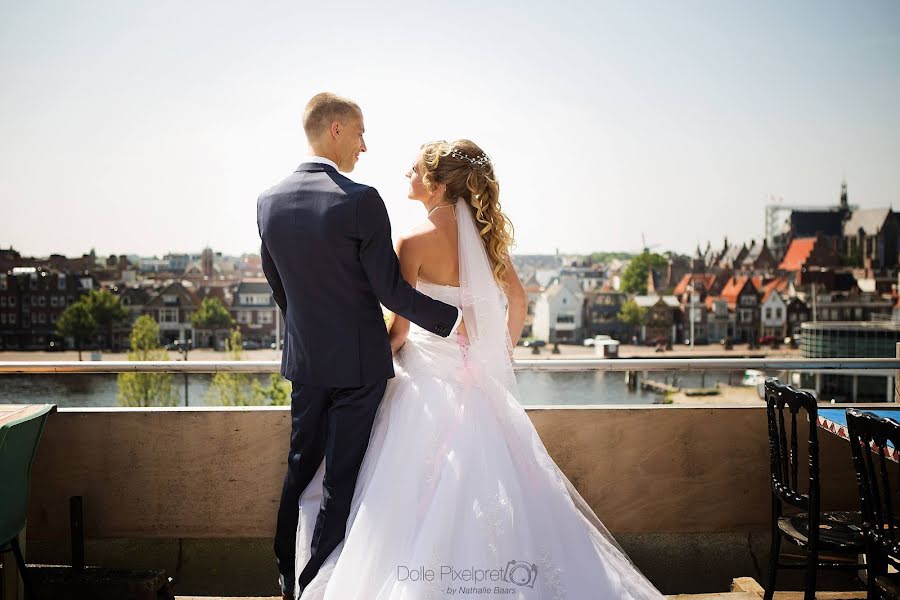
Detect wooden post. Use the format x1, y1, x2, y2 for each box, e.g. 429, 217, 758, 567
894, 342, 899, 403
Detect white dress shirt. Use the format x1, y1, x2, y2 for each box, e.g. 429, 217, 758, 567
302, 157, 464, 337
303, 155, 339, 170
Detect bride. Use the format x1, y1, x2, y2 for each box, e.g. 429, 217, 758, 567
294, 139, 665, 600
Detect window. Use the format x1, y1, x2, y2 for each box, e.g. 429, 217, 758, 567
29, 273, 37, 290
556, 314, 575, 324
9, 297, 15, 307
38, 313, 46, 324
50, 296, 58, 307
163, 294, 178, 306
58, 295, 65, 306
58, 274, 67, 290
740, 296, 756, 307
259, 311, 273, 324
159, 308, 178, 323
775, 308, 782, 319
38, 296, 46, 307
237, 312, 250, 324
9, 314, 15, 324
51, 314, 57, 324
0, 274, 6, 290
0, 314, 5, 324
765, 308, 772, 319
0, 297, 5, 308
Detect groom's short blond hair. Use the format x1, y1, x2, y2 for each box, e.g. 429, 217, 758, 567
303, 93, 361, 141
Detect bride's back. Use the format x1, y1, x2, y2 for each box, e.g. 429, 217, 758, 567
408, 206, 460, 287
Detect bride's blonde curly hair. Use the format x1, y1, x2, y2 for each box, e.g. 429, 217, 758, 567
419, 139, 514, 288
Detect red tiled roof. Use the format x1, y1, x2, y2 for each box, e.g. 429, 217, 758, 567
673, 273, 717, 296
779, 237, 817, 271
760, 278, 787, 303
720, 275, 760, 308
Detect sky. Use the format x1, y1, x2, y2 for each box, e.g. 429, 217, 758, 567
1, 0, 899, 259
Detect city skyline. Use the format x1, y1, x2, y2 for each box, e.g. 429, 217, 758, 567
2, 0, 899, 258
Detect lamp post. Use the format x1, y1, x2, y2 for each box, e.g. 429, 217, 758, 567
687, 285, 698, 351
173, 338, 192, 406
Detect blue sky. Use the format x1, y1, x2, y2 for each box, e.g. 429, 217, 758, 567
1, 0, 898, 257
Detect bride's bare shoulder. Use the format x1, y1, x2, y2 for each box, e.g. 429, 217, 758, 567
395, 220, 436, 256
398, 220, 438, 246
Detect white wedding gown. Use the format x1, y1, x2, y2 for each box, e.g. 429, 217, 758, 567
294, 278, 666, 600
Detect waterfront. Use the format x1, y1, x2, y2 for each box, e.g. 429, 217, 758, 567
0, 344, 785, 407
0, 368, 755, 407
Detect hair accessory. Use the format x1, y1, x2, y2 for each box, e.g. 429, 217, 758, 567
450, 149, 491, 171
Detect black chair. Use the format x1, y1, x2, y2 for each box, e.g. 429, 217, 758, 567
846, 409, 900, 600
764, 378, 865, 600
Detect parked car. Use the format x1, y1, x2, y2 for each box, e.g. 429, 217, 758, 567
522, 339, 546, 348
757, 335, 777, 345
242, 340, 262, 350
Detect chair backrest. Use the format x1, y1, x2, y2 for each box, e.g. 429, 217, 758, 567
764, 378, 820, 513
846, 409, 900, 564
0, 405, 55, 546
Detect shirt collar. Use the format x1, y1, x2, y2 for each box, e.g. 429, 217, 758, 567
303, 156, 339, 171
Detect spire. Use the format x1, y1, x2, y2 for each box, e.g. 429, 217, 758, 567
840, 179, 849, 210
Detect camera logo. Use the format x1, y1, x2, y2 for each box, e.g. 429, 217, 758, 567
501, 560, 538, 588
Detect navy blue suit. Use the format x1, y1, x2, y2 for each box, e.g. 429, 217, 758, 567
258, 162, 459, 595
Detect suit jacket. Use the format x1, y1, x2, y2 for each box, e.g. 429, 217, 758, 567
257, 162, 459, 387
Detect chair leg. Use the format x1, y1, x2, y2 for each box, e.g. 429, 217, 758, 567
804, 544, 818, 600
866, 551, 883, 600
9, 536, 35, 600
764, 529, 782, 600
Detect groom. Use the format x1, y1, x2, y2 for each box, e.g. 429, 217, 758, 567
258, 92, 462, 599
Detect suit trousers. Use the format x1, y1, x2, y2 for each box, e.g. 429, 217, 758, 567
274, 379, 388, 596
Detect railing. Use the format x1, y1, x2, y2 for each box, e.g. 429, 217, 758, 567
5, 355, 899, 593
1, 357, 899, 373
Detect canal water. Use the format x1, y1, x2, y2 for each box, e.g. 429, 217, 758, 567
0, 369, 750, 407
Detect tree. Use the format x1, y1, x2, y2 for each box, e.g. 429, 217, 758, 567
618, 299, 647, 340
252, 374, 292, 406
206, 328, 253, 406
83, 289, 129, 350
620, 252, 669, 295
56, 301, 97, 361
191, 297, 235, 348
589, 251, 634, 265
117, 315, 179, 407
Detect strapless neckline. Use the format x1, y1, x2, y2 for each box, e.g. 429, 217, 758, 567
417, 280, 460, 290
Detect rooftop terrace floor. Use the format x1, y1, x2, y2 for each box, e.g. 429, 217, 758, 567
174, 578, 869, 600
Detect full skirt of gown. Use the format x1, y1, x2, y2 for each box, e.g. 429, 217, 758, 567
295, 282, 664, 600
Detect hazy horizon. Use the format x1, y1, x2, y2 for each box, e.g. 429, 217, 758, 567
2, 0, 899, 259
